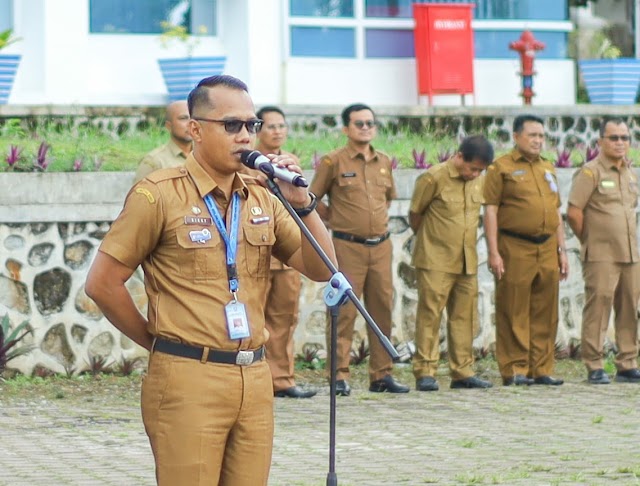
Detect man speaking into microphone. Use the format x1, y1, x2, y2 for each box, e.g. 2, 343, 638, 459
86, 77, 336, 485
240, 106, 317, 399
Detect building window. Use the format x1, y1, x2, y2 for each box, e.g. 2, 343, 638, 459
289, 0, 569, 59
290, 27, 355, 57
290, 0, 354, 17
89, 0, 217, 35
365, 29, 414, 58
0, 0, 12, 32
364, 0, 568, 21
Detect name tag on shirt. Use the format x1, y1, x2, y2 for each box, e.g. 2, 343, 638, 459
341, 173, 356, 178
601, 180, 616, 188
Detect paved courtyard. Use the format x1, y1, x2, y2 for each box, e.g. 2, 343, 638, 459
2, 373, 640, 486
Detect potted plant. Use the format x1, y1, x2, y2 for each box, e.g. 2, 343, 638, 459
576, 28, 640, 105
157, 22, 226, 102
0, 29, 22, 105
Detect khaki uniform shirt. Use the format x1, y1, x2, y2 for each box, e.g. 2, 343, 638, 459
100, 155, 300, 350
568, 157, 639, 263
410, 160, 484, 275
483, 148, 561, 236
240, 149, 300, 271
134, 139, 187, 183
309, 145, 396, 237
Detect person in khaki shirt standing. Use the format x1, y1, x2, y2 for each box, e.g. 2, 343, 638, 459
246, 105, 316, 398
484, 114, 568, 387
310, 103, 409, 396
85, 75, 336, 485
134, 100, 192, 183
567, 117, 640, 385
410, 135, 494, 391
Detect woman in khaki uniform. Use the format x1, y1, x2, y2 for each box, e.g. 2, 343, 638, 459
484, 114, 568, 386
86, 75, 336, 485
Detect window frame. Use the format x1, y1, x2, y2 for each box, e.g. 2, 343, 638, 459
287, 0, 572, 60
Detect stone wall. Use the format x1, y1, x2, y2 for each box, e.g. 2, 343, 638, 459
3, 168, 629, 376
3, 105, 640, 149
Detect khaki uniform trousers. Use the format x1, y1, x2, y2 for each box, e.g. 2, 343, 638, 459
264, 268, 302, 391
142, 352, 273, 486
328, 238, 394, 382
495, 235, 559, 379
413, 269, 477, 380
581, 261, 640, 372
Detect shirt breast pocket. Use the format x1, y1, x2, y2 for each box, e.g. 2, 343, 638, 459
176, 227, 223, 281
243, 225, 276, 277
597, 183, 621, 201
469, 192, 484, 209
504, 173, 535, 196
337, 175, 362, 190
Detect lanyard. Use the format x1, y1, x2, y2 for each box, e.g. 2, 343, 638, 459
203, 192, 241, 298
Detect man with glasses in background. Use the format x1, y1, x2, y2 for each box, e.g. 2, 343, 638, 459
134, 100, 192, 183
567, 117, 640, 385
246, 106, 316, 398
310, 103, 409, 396
86, 75, 336, 484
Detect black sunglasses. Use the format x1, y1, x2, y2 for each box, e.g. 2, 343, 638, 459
353, 120, 376, 129
603, 135, 630, 142
193, 117, 263, 134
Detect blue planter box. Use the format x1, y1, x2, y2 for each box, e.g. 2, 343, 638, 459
158, 56, 226, 102
0, 54, 21, 104
579, 58, 640, 105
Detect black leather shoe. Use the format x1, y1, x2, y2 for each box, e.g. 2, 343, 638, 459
588, 369, 611, 385
274, 386, 317, 398
451, 376, 493, 389
615, 368, 640, 383
416, 376, 439, 392
369, 375, 410, 393
533, 376, 564, 386
502, 374, 534, 386
335, 380, 351, 396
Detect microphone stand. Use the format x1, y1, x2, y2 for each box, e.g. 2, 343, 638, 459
261, 173, 399, 486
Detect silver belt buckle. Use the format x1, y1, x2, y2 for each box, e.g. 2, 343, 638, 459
364, 237, 379, 246
235, 350, 254, 366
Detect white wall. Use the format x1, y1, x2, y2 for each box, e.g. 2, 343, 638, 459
284, 58, 576, 107
6, 0, 576, 106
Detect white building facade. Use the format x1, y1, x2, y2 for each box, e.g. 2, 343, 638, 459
2, 0, 575, 107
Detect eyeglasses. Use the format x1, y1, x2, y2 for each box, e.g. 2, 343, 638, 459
603, 135, 630, 142
352, 120, 377, 129
264, 123, 288, 131
193, 117, 263, 134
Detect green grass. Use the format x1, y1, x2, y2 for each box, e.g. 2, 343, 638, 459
14, 116, 640, 172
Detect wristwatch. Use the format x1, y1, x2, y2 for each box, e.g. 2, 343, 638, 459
293, 192, 318, 218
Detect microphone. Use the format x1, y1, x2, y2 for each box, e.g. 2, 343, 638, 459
240, 150, 309, 187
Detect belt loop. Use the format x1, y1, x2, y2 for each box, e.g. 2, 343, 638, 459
150, 337, 158, 353
200, 346, 210, 363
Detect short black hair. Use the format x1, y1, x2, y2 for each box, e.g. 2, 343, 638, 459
599, 116, 628, 137
341, 103, 374, 127
459, 135, 494, 165
513, 114, 544, 134
257, 105, 285, 120
187, 75, 248, 117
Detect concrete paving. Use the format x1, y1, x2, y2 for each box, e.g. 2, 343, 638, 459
2, 379, 640, 485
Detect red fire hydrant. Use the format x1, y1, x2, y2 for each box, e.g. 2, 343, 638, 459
509, 31, 545, 105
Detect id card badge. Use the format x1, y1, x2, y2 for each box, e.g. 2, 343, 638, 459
225, 301, 251, 340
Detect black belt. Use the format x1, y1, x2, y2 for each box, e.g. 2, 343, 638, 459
153, 338, 265, 366
500, 229, 551, 244
333, 231, 390, 246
